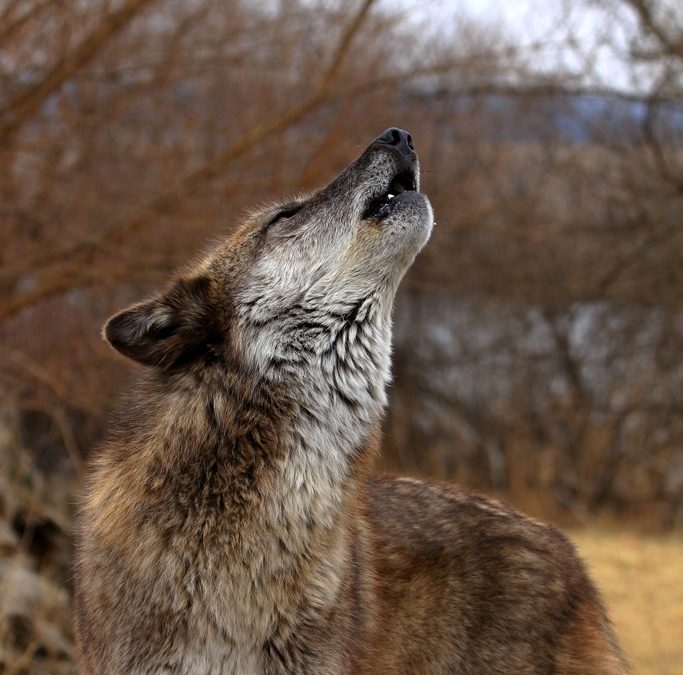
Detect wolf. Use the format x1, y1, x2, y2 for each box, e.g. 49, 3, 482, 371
74, 128, 627, 674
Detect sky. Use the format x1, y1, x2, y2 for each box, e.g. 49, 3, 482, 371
398, 0, 651, 94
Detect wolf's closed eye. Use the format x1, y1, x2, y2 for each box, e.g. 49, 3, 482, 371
267, 204, 303, 226
265, 202, 306, 239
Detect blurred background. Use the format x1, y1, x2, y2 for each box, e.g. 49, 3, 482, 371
0, 0, 682, 672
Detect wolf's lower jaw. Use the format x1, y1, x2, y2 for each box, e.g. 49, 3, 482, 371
362, 168, 417, 220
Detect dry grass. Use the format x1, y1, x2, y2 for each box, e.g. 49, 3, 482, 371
569, 529, 683, 675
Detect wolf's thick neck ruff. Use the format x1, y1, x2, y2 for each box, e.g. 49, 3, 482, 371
99, 278, 396, 667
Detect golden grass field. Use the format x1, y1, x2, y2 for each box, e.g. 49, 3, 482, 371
569, 529, 683, 675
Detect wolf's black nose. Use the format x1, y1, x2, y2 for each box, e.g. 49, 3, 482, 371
375, 128, 415, 155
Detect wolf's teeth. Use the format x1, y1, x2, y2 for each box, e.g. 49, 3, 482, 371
387, 193, 395, 200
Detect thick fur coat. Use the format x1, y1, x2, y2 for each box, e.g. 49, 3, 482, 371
74, 129, 627, 674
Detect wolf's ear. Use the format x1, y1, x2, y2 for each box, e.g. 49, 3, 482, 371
104, 276, 217, 369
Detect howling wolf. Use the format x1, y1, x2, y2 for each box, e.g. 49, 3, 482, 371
74, 128, 626, 674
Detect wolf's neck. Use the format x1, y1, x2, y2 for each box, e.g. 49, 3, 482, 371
255, 290, 393, 444
130, 305, 391, 644
262, 292, 391, 516
235, 289, 390, 540
155, 291, 391, 510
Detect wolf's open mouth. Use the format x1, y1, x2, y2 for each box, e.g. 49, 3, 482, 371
363, 170, 417, 220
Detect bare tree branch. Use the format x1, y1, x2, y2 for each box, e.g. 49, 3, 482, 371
0, 0, 55, 46
0, 0, 158, 147
622, 0, 683, 59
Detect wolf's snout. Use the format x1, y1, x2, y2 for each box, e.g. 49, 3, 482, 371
374, 127, 415, 157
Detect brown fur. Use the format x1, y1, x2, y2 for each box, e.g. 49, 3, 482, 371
74, 130, 627, 674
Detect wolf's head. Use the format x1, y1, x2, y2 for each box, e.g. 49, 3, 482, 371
105, 128, 433, 390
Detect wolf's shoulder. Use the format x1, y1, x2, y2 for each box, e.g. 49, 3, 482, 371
366, 474, 581, 573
